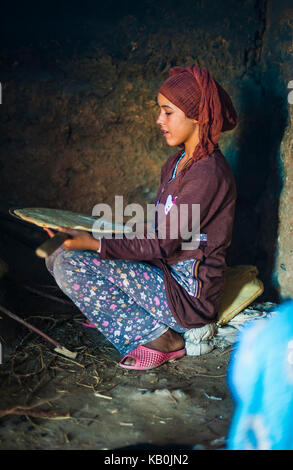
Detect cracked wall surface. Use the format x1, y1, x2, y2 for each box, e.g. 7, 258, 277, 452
0, 0, 292, 300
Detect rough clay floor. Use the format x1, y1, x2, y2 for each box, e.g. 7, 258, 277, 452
0, 276, 234, 451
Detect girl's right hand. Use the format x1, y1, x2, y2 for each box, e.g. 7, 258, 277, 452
43, 226, 99, 251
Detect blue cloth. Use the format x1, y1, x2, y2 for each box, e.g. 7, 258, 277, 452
227, 300, 293, 450
169, 151, 185, 181
170, 259, 199, 297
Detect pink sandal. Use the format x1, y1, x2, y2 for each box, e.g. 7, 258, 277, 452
82, 321, 97, 328
119, 345, 186, 370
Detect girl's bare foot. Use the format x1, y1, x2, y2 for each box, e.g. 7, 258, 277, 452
122, 329, 185, 366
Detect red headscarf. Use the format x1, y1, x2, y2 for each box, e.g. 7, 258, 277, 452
159, 65, 238, 163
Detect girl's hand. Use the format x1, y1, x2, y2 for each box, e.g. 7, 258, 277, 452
43, 227, 55, 238
43, 226, 100, 251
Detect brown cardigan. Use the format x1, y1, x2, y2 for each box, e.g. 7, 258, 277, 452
99, 147, 237, 329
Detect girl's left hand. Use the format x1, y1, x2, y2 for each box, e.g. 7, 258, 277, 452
44, 226, 99, 251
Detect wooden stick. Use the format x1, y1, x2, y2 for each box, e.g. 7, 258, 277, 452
19, 283, 73, 306
35, 232, 71, 258
0, 304, 77, 359
0, 396, 70, 419
0, 408, 70, 420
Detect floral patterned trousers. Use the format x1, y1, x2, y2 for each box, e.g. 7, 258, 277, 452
45, 247, 187, 355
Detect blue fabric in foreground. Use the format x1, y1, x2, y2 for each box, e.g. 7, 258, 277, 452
227, 299, 293, 450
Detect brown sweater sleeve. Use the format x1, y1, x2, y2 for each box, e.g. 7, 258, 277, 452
98, 159, 228, 261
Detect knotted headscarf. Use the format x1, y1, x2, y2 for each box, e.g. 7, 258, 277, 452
159, 65, 238, 163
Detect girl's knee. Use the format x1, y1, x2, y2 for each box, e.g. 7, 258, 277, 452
52, 249, 79, 280
45, 246, 66, 276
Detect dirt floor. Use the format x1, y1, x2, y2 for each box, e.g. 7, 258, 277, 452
0, 216, 239, 451
0, 276, 234, 451
0, 215, 236, 451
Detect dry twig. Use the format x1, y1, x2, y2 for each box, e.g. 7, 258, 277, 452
0, 407, 70, 420
16, 282, 73, 306
0, 304, 77, 359
0, 396, 70, 420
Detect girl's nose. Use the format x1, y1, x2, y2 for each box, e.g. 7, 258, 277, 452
156, 112, 163, 126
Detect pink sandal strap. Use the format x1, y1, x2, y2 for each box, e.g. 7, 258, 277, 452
119, 345, 186, 370
82, 321, 97, 328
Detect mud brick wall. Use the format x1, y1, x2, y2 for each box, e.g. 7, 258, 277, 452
0, 0, 292, 300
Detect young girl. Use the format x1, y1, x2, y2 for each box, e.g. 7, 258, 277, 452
44, 65, 238, 370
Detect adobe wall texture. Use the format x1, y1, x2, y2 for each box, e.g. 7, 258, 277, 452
0, 0, 292, 300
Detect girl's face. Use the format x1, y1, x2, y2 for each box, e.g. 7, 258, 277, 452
156, 93, 199, 148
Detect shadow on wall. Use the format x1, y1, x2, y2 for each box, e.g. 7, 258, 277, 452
227, 65, 288, 302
